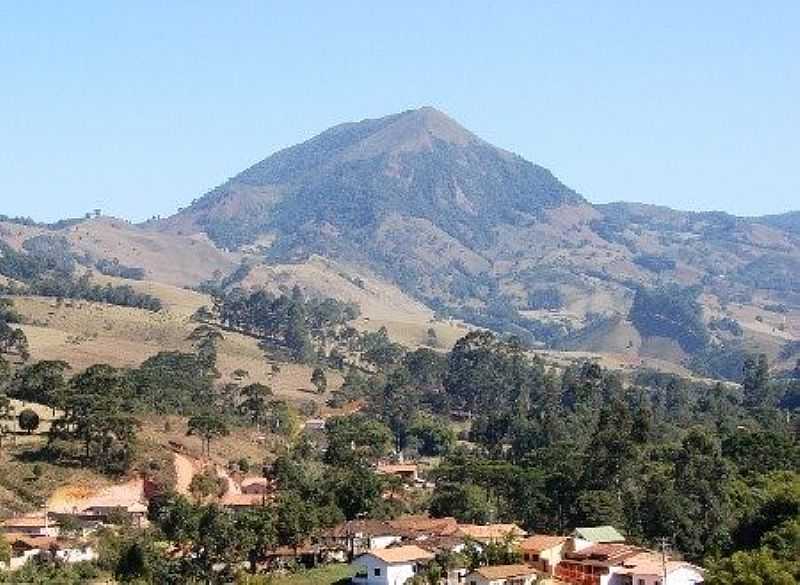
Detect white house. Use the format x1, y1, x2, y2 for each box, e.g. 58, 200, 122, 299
466, 564, 541, 585
615, 553, 705, 585
352, 544, 435, 585
556, 544, 704, 585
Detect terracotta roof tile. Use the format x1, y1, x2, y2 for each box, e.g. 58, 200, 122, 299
362, 545, 435, 564
388, 516, 459, 537
474, 564, 540, 580
520, 534, 568, 553
0, 515, 57, 528
458, 523, 526, 541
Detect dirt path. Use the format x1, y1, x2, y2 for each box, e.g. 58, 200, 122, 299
173, 453, 197, 496
215, 465, 241, 495
172, 451, 242, 496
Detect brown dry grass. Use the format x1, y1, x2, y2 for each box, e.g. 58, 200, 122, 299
11, 295, 341, 404
242, 255, 470, 350
1, 217, 238, 287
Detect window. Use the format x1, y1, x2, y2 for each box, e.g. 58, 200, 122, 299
637, 580, 645, 585
374, 568, 381, 577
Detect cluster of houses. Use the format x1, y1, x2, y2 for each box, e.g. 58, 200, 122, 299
0, 511, 99, 571
329, 519, 704, 585
0, 467, 276, 572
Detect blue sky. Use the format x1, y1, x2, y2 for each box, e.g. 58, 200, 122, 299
1, 1, 798, 221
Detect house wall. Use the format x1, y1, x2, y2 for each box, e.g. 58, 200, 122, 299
352, 556, 419, 585
608, 566, 703, 585
0, 525, 58, 537
55, 546, 98, 564
370, 535, 403, 549
9, 549, 40, 570
541, 545, 564, 571
445, 567, 467, 585
466, 574, 537, 585
523, 544, 564, 574
667, 567, 704, 585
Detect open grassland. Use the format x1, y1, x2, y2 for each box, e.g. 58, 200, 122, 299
10, 294, 342, 404
0, 447, 111, 516
1, 217, 238, 287
137, 414, 272, 467
243, 255, 471, 350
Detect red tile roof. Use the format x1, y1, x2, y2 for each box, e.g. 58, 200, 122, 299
458, 523, 526, 542
388, 516, 460, 537
474, 564, 541, 580
520, 534, 568, 553
564, 543, 644, 566
363, 544, 435, 564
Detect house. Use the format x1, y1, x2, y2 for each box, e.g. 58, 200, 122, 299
320, 519, 404, 558
466, 564, 542, 585
352, 544, 435, 585
0, 514, 59, 537
376, 463, 420, 483
82, 501, 149, 527
388, 516, 460, 541
2, 534, 57, 570
220, 493, 265, 511
240, 477, 271, 495
520, 535, 568, 575
458, 523, 527, 544
572, 527, 625, 545
1, 533, 97, 571
555, 543, 704, 585
304, 418, 327, 431
613, 551, 704, 585
557, 543, 643, 585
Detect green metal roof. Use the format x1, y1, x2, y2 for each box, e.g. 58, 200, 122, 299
573, 526, 626, 543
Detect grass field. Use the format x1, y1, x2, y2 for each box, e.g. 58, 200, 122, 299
239, 564, 355, 585
10, 294, 343, 406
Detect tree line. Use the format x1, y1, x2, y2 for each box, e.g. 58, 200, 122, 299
0, 239, 160, 311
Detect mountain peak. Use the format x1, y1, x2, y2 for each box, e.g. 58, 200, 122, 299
341, 106, 479, 160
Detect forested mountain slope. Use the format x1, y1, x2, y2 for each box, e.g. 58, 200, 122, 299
150, 107, 800, 379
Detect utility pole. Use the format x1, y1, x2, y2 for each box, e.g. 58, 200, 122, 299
659, 537, 669, 585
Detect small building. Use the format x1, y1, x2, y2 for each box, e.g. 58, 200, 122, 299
352, 544, 435, 585
520, 535, 568, 575
1, 533, 97, 571
615, 552, 705, 585
303, 418, 327, 432
466, 564, 541, 585
376, 463, 420, 483
557, 543, 642, 585
220, 493, 265, 511
555, 543, 704, 585
320, 520, 403, 558
0, 514, 59, 537
458, 523, 527, 545
388, 515, 460, 541
240, 477, 271, 495
82, 501, 149, 527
